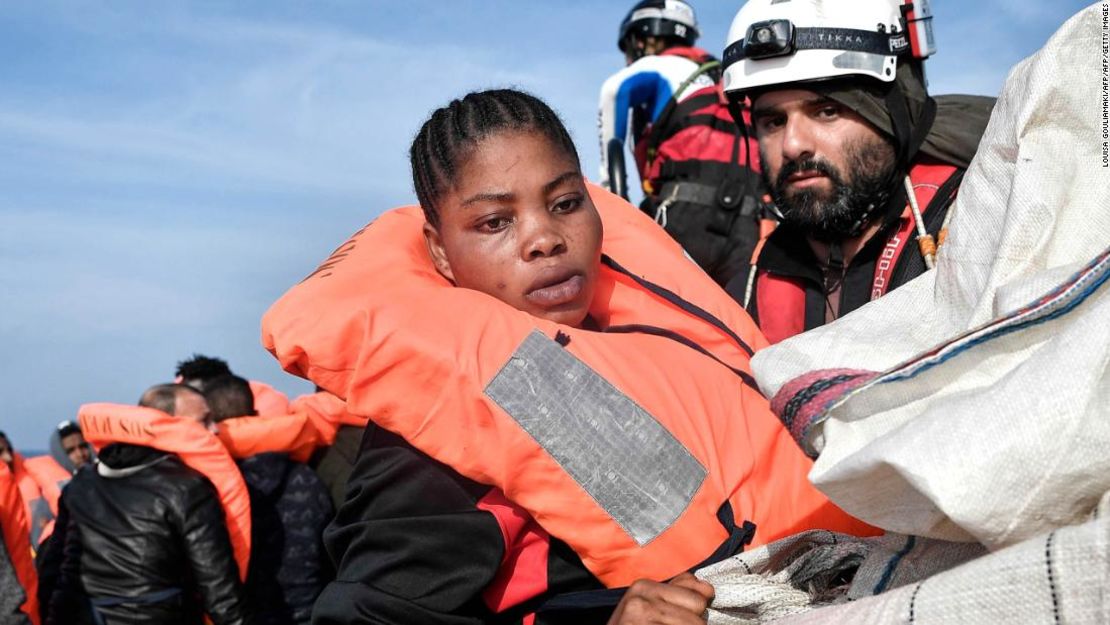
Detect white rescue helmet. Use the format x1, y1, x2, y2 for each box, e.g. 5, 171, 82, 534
721, 0, 936, 96
618, 0, 700, 53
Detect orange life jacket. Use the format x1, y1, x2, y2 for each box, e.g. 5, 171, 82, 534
1, 462, 40, 625
249, 380, 291, 416
290, 391, 370, 430
262, 182, 875, 587
16, 455, 72, 548
216, 391, 368, 462
23, 456, 71, 517
217, 413, 321, 463
78, 403, 251, 581
10, 453, 56, 547
755, 160, 961, 345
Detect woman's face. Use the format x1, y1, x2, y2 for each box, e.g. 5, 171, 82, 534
423, 130, 603, 327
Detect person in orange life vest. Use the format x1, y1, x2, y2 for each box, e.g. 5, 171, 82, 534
2, 423, 91, 558
0, 433, 11, 468
175, 354, 290, 416
42, 384, 248, 625
1, 461, 38, 625
204, 374, 332, 625
26, 421, 93, 583
28, 421, 95, 530
719, 0, 995, 344
600, 0, 765, 286
316, 89, 721, 625
0, 432, 56, 550
32, 423, 92, 624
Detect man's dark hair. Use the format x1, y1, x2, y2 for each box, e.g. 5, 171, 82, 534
56, 421, 82, 439
175, 354, 233, 388
410, 88, 580, 228
203, 375, 256, 423
139, 383, 205, 416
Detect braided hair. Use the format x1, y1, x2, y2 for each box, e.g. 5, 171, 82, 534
410, 88, 580, 227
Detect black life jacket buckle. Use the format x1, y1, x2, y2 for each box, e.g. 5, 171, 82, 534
716, 179, 745, 211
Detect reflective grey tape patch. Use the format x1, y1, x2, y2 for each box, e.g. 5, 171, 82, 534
485, 330, 707, 547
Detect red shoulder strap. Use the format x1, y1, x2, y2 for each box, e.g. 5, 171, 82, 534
870, 160, 961, 299
659, 46, 713, 64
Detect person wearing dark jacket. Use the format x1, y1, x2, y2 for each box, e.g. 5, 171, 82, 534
205, 375, 332, 625
313, 426, 611, 625
43, 384, 248, 625
310, 423, 362, 511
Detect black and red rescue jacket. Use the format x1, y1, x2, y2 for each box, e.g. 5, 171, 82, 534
635, 47, 766, 287
729, 159, 963, 344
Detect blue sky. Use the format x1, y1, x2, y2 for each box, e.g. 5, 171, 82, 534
0, 0, 1092, 448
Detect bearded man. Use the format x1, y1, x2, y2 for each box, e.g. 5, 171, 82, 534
721, 0, 995, 343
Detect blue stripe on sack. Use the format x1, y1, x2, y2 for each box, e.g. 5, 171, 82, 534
878, 247, 1110, 386
872, 535, 917, 594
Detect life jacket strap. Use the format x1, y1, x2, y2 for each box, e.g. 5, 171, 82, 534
690, 501, 757, 571
601, 255, 757, 360
533, 503, 755, 615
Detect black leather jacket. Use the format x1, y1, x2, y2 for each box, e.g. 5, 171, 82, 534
45, 444, 249, 625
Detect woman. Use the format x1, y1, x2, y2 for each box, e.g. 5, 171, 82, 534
279, 89, 872, 625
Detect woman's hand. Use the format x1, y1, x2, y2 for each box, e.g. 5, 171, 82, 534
607, 572, 715, 624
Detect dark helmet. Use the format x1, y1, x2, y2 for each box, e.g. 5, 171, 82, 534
618, 0, 700, 53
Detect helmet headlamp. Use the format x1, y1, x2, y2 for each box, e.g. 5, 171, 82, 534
744, 20, 796, 60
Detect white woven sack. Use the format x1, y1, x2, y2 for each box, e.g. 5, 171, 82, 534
696, 531, 984, 624
746, 491, 1110, 625
749, 3, 1110, 548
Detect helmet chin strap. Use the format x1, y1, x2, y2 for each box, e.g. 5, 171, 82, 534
841, 190, 892, 241
622, 35, 645, 62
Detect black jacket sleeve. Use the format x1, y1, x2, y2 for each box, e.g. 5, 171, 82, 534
44, 493, 93, 625
311, 427, 506, 625
176, 478, 250, 625
35, 504, 62, 620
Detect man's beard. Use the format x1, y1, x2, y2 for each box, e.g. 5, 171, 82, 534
763, 135, 897, 242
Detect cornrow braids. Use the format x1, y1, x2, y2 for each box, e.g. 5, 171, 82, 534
410, 88, 581, 227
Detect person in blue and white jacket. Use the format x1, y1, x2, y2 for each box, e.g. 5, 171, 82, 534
597, 0, 715, 198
